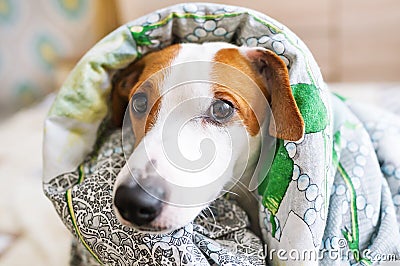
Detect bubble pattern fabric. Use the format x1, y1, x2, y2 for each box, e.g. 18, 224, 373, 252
42, 3, 400, 265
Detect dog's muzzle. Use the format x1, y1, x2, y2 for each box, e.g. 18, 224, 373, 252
114, 177, 166, 226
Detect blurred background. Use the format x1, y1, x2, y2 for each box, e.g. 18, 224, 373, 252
0, 0, 399, 265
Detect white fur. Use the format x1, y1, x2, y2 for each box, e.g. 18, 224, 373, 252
113, 43, 262, 232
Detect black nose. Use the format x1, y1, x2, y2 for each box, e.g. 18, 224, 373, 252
114, 184, 165, 226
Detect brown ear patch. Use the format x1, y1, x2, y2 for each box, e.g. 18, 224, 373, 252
245, 49, 304, 141
111, 61, 145, 127
111, 44, 180, 146
212, 47, 304, 140
212, 48, 268, 136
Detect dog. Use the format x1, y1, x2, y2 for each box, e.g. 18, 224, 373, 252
111, 42, 304, 234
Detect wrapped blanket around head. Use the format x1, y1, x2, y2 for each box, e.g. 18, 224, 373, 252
43, 3, 400, 265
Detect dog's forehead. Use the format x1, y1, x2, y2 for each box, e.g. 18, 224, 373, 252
159, 42, 241, 91
157, 43, 244, 111
160, 43, 264, 96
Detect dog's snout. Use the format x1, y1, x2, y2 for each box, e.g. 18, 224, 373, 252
114, 183, 165, 226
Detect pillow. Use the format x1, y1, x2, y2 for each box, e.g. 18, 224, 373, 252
0, 0, 117, 115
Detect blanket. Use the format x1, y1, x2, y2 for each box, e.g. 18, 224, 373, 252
43, 3, 400, 265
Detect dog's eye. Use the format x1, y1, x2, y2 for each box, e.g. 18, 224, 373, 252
210, 99, 234, 122
131, 93, 148, 114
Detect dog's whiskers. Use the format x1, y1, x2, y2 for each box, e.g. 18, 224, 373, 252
206, 206, 216, 224
198, 212, 208, 220
200, 209, 210, 218
232, 181, 259, 202
199, 206, 216, 224
221, 189, 238, 196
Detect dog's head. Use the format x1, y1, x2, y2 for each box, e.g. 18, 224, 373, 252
111, 42, 304, 233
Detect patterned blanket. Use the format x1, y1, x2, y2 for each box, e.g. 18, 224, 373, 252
43, 3, 400, 265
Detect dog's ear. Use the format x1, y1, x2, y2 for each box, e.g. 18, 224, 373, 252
111, 61, 145, 127
246, 48, 304, 141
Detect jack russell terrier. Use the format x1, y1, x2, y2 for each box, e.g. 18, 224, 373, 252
111, 42, 304, 234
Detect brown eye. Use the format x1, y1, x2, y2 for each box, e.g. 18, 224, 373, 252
210, 99, 234, 122
131, 93, 148, 114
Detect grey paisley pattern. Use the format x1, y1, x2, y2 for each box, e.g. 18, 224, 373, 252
44, 128, 265, 265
